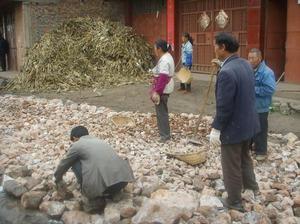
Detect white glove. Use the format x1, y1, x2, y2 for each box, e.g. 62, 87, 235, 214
209, 128, 221, 148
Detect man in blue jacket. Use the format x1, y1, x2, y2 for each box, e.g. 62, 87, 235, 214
248, 48, 276, 161
209, 33, 260, 212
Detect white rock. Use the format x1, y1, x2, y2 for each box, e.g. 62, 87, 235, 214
199, 195, 223, 208
132, 189, 198, 224
104, 203, 120, 223
284, 133, 298, 145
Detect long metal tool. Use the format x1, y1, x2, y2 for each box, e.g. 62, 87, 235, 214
188, 60, 220, 145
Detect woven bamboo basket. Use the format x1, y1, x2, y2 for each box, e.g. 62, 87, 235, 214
166, 149, 207, 166
176, 67, 192, 83
111, 115, 135, 127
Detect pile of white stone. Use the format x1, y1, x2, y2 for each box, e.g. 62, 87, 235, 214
0, 95, 299, 224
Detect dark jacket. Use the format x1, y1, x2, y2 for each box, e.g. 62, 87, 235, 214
54, 135, 135, 199
0, 38, 9, 56
212, 55, 260, 144
254, 61, 276, 113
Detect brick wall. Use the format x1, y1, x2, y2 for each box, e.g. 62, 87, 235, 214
27, 0, 125, 45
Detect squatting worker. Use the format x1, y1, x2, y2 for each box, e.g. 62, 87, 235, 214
209, 32, 260, 212
178, 32, 193, 93
54, 126, 134, 213
248, 48, 276, 161
0, 32, 9, 72
150, 39, 175, 143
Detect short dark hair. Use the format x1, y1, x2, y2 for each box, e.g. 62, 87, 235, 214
155, 39, 171, 52
70, 126, 89, 140
249, 48, 262, 57
215, 32, 239, 53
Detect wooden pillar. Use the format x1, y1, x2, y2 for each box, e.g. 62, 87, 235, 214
247, 0, 262, 51
166, 0, 175, 51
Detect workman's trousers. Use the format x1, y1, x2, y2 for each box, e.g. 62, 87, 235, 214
71, 161, 127, 197
0, 55, 6, 71
221, 140, 259, 205
155, 94, 171, 141
253, 112, 268, 155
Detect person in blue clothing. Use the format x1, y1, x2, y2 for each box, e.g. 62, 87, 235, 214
209, 32, 260, 212
248, 48, 276, 161
178, 32, 193, 93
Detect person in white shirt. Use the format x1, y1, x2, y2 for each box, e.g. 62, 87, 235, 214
150, 39, 175, 143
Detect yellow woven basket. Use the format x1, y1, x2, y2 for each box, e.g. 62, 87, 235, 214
111, 115, 135, 127
166, 150, 207, 166
176, 67, 192, 84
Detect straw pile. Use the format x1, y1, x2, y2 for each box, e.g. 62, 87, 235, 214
7, 17, 153, 91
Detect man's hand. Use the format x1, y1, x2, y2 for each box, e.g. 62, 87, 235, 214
56, 179, 67, 191
209, 128, 221, 148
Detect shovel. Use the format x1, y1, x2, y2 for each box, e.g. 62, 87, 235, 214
187, 59, 221, 145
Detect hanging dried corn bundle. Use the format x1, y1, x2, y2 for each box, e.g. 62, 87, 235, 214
7, 17, 153, 92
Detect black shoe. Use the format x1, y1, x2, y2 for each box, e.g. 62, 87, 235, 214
220, 198, 245, 212
243, 187, 260, 196
83, 197, 106, 214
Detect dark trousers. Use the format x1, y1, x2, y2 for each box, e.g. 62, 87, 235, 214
0, 55, 6, 71
253, 112, 268, 155
155, 94, 170, 140
180, 82, 191, 91
221, 140, 258, 204
72, 161, 127, 197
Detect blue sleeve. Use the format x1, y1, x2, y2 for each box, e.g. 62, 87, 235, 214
185, 43, 193, 54
255, 70, 276, 97
212, 71, 236, 130
185, 43, 193, 66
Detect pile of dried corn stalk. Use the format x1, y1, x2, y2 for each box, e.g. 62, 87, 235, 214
7, 18, 153, 91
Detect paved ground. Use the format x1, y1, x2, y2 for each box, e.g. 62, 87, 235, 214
1, 71, 300, 137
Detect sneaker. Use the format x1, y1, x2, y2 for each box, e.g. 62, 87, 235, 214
220, 198, 245, 212
256, 155, 267, 161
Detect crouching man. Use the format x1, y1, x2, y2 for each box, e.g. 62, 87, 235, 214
54, 126, 135, 213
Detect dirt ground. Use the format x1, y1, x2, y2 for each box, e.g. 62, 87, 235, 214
1, 79, 300, 137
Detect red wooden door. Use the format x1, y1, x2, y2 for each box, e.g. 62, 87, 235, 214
264, 0, 287, 80
178, 0, 248, 73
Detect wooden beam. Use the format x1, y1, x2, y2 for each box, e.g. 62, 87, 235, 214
166, 0, 175, 51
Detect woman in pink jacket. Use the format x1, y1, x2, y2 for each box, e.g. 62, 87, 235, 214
150, 39, 175, 143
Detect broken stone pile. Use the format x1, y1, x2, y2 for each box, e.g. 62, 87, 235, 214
0, 95, 300, 224
6, 17, 153, 92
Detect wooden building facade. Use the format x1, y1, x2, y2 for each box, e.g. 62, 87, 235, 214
1, 0, 300, 84
127, 0, 300, 84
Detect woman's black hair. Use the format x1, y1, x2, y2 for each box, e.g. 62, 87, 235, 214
215, 32, 239, 53
70, 126, 89, 140
182, 32, 193, 45
155, 39, 171, 53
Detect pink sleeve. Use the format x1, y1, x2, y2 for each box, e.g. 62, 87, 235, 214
152, 74, 171, 95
